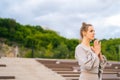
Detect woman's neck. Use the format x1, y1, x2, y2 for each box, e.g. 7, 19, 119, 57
81, 37, 90, 47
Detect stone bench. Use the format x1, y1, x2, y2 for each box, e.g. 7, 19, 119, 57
51, 67, 73, 71
0, 76, 15, 79
44, 64, 78, 68
37, 60, 78, 65
0, 64, 6, 67
104, 69, 120, 72
57, 71, 80, 74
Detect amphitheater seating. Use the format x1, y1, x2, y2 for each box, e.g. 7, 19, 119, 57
0, 59, 15, 79
37, 59, 120, 80
1, 57, 119, 80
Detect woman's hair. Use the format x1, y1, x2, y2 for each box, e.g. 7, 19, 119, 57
80, 22, 92, 38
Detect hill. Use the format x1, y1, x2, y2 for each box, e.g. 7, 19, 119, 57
0, 18, 78, 59
0, 18, 120, 61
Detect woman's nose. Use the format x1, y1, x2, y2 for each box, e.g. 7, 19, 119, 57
93, 32, 95, 35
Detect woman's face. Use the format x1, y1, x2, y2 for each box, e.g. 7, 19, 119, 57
85, 26, 95, 40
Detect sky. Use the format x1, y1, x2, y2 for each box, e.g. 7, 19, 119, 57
0, 0, 120, 40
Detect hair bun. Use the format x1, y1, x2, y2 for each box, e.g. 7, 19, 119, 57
82, 22, 86, 26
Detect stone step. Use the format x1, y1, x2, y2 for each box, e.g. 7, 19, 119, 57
0, 57, 65, 80
0, 76, 15, 79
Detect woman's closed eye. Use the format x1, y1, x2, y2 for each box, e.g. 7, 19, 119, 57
90, 30, 95, 32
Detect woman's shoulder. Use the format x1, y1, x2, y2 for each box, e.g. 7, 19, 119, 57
75, 44, 82, 49
75, 43, 90, 51
75, 44, 88, 56
75, 44, 84, 51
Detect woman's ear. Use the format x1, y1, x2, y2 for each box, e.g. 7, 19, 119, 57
82, 31, 86, 37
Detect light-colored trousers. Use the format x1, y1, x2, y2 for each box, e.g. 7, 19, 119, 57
79, 72, 101, 80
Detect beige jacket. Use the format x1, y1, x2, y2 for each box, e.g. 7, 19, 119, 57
75, 43, 107, 74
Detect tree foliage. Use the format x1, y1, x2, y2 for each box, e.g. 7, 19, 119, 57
0, 18, 79, 59
0, 18, 120, 61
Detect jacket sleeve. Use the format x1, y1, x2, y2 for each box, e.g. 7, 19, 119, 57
75, 46, 98, 70
99, 55, 107, 72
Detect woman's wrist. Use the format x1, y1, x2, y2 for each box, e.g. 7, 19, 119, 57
99, 53, 104, 61
95, 51, 100, 55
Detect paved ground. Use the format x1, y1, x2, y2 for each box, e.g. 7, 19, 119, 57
0, 57, 66, 80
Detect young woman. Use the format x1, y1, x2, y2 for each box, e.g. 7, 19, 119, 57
75, 22, 107, 80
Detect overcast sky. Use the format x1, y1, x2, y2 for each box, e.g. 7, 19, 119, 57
0, 0, 120, 40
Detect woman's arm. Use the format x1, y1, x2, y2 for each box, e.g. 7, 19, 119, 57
91, 40, 107, 71
99, 53, 107, 70
75, 45, 98, 70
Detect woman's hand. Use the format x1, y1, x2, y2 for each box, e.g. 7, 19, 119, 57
91, 40, 101, 55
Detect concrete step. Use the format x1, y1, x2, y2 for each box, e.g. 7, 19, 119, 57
0, 57, 65, 80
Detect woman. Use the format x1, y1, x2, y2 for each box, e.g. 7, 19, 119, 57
75, 22, 107, 80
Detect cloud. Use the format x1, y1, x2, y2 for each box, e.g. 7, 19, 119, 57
105, 14, 120, 26
100, 26, 120, 39
0, 0, 120, 39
